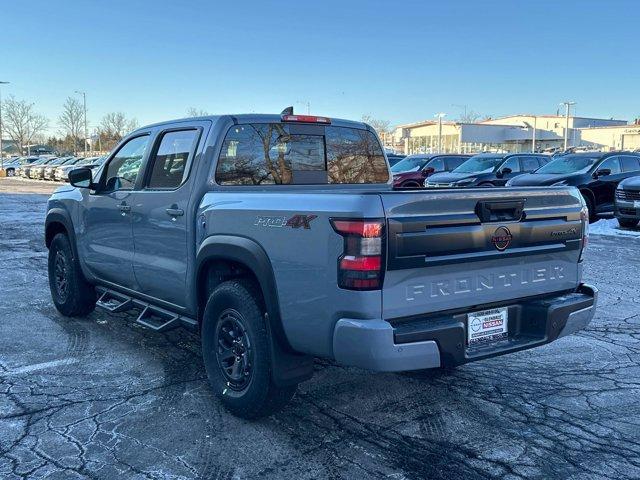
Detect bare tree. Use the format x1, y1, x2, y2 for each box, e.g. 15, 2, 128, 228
458, 110, 482, 123
98, 112, 138, 151
3, 96, 49, 155
361, 114, 391, 136
187, 107, 210, 117
58, 96, 84, 155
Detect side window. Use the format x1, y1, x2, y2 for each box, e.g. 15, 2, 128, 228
620, 156, 640, 173
537, 156, 550, 167
146, 129, 199, 189
427, 157, 445, 172
501, 157, 521, 173
103, 135, 150, 191
599, 157, 622, 174
446, 156, 467, 170
521, 156, 540, 172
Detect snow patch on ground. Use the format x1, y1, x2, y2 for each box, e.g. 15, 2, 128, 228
590, 218, 640, 238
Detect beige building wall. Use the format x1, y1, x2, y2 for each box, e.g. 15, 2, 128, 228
579, 125, 640, 151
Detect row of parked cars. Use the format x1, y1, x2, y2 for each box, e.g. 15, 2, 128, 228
3, 155, 106, 182
390, 150, 640, 228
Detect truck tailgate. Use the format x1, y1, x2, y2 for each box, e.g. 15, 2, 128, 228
380, 187, 585, 320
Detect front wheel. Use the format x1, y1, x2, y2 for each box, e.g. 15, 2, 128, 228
478, 182, 494, 188
202, 280, 296, 419
618, 217, 639, 229
6, 168, 15, 177
48, 233, 96, 316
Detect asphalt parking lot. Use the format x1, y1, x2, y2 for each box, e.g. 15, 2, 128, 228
1, 177, 639, 480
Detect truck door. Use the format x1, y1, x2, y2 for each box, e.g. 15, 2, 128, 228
130, 124, 207, 308
82, 134, 151, 288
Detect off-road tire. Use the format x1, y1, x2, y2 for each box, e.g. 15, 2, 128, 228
202, 279, 296, 419
618, 217, 639, 229
48, 233, 96, 316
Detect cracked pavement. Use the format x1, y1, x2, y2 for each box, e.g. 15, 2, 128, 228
1, 180, 639, 479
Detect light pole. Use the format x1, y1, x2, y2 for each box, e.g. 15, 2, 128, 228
0, 81, 9, 169
75, 90, 88, 156
435, 113, 446, 153
532, 115, 537, 152
560, 101, 576, 151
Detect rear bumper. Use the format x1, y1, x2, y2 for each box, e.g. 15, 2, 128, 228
332, 284, 597, 372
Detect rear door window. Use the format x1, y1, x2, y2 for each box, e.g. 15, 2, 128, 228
146, 129, 200, 189
620, 155, 640, 172
445, 156, 467, 170
215, 123, 388, 185
521, 156, 540, 172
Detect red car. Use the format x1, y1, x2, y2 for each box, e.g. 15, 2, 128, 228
392, 154, 471, 188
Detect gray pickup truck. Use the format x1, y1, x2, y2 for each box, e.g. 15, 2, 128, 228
45, 111, 597, 418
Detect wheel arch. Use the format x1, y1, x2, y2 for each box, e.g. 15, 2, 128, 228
195, 235, 292, 351
45, 209, 77, 255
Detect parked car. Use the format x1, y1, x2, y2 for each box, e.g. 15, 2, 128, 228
392, 154, 470, 188
386, 153, 406, 166
614, 175, 640, 228
20, 156, 47, 178
54, 157, 85, 181
425, 153, 550, 188
43, 157, 76, 181
507, 152, 640, 222
45, 112, 596, 419
30, 157, 58, 180
2, 156, 30, 176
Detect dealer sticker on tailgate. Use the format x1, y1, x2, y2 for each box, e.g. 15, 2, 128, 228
467, 307, 509, 345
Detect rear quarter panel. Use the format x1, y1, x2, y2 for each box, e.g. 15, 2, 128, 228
198, 191, 385, 358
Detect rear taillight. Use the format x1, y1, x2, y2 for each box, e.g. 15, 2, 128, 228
579, 206, 589, 261
331, 218, 385, 290
281, 114, 331, 124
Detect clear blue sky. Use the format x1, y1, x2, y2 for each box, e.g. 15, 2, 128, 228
2, 0, 638, 133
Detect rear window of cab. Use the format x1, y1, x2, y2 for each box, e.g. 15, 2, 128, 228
215, 123, 389, 185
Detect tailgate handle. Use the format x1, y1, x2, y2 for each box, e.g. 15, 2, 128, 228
476, 200, 525, 223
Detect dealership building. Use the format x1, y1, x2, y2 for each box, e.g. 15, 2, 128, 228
388, 114, 636, 154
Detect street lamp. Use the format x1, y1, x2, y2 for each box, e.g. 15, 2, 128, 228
435, 113, 446, 153
560, 101, 576, 151
0, 81, 9, 169
75, 90, 88, 156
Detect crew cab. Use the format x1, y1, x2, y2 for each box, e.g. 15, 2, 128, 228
507, 152, 640, 222
45, 111, 597, 419
425, 153, 550, 188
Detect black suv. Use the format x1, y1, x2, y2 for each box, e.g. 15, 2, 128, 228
508, 152, 640, 222
425, 153, 550, 188
615, 175, 640, 228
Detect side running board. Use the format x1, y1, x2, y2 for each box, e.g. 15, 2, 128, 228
96, 288, 197, 333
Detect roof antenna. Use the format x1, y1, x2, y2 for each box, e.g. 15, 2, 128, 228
281, 106, 294, 115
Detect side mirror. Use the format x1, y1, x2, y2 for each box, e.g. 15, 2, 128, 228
594, 168, 611, 178
422, 166, 435, 176
68, 167, 93, 188
498, 167, 512, 178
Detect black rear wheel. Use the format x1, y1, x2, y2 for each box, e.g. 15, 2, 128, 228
618, 217, 639, 229
202, 279, 296, 419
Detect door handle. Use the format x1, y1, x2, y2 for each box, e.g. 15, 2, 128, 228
166, 207, 184, 217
